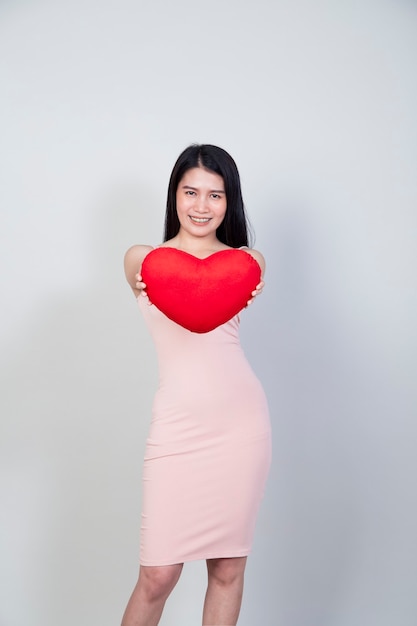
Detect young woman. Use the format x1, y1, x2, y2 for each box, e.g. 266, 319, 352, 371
122, 144, 271, 626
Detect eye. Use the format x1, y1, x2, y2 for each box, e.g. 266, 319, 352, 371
185, 190, 196, 196
211, 193, 221, 199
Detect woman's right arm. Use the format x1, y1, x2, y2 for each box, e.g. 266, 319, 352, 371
124, 244, 153, 298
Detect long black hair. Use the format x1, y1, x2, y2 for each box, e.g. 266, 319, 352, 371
163, 144, 253, 248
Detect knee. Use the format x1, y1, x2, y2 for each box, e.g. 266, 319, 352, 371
207, 557, 247, 588
139, 564, 183, 603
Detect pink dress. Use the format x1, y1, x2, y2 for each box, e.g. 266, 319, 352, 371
137, 294, 271, 566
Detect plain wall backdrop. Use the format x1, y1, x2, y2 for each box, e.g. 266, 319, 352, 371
1, 1, 416, 625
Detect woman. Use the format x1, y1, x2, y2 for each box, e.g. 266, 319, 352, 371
122, 144, 271, 626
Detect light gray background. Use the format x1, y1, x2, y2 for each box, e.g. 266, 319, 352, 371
1, 1, 416, 625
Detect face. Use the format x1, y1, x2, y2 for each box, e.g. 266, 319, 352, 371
175, 167, 227, 238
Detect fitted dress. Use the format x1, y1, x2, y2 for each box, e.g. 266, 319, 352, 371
137, 292, 271, 566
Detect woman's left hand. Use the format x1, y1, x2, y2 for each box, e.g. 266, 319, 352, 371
246, 280, 265, 306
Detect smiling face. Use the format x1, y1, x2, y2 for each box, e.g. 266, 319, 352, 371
175, 167, 227, 239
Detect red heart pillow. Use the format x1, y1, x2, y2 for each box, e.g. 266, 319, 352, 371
141, 247, 261, 333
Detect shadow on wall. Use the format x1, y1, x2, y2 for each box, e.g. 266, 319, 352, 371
0, 183, 160, 626
240, 200, 364, 626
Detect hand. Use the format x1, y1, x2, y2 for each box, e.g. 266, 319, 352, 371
135, 273, 150, 302
246, 280, 265, 306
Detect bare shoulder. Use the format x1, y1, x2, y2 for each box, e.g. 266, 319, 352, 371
124, 244, 153, 267
241, 247, 266, 275
124, 244, 154, 291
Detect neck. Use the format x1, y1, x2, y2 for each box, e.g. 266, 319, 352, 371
173, 232, 222, 254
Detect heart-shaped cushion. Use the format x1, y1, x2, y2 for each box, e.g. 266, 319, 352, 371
141, 247, 261, 333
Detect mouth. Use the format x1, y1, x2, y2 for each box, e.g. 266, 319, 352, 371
189, 216, 211, 224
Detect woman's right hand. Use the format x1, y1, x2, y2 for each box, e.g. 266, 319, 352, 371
124, 244, 153, 299
135, 273, 148, 296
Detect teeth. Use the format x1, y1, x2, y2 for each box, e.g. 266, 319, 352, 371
190, 217, 210, 223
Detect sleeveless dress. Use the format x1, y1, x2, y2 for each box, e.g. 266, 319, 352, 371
137, 294, 271, 566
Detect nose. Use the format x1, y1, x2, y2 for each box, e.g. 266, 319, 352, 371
194, 196, 208, 213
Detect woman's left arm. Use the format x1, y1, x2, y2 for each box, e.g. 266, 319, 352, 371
244, 248, 266, 306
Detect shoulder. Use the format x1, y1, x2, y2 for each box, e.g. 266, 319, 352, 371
240, 247, 266, 275
124, 244, 154, 293
124, 244, 154, 270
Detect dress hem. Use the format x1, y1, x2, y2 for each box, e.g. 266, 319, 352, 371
139, 547, 251, 567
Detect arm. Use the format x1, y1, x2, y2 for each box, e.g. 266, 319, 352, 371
242, 248, 266, 305
124, 244, 153, 298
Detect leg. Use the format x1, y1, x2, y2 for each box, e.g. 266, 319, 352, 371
121, 563, 183, 626
202, 557, 247, 626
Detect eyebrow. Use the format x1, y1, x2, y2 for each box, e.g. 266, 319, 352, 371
181, 185, 225, 193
